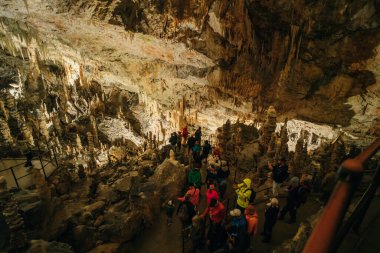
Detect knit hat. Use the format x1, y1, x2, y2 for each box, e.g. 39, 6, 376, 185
230, 208, 241, 217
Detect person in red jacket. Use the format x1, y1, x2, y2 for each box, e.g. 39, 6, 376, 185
182, 126, 188, 142
206, 184, 219, 206
201, 198, 225, 225
178, 183, 200, 209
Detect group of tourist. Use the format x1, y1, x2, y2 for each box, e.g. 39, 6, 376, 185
165, 126, 313, 253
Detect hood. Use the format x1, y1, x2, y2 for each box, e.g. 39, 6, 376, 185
243, 178, 252, 188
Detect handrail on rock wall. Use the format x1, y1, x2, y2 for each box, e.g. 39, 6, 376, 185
303, 138, 380, 253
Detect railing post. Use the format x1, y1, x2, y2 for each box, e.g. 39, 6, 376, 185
303, 138, 380, 253
10, 167, 19, 189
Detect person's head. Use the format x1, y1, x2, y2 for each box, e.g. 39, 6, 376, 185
195, 140, 200, 145
198, 127, 201, 130
290, 176, 300, 187
209, 184, 215, 190
270, 198, 279, 207
243, 178, 252, 189
184, 194, 191, 202
205, 140, 209, 145
168, 200, 173, 206
221, 160, 228, 171
279, 157, 286, 165
246, 204, 256, 215
188, 183, 194, 188
209, 198, 218, 207
229, 208, 241, 217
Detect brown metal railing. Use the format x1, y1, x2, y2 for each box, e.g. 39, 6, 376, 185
303, 137, 380, 253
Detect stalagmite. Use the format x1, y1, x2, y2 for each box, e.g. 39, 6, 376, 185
275, 119, 289, 161
0, 118, 13, 144
20, 121, 34, 146
0, 100, 9, 120
90, 115, 99, 146
87, 132, 94, 153
0, 193, 28, 251
259, 106, 277, 151
76, 134, 83, 152
37, 109, 50, 141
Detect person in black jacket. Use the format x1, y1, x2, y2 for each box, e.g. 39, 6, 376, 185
187, 135, 196, 156
195, 127, 202, 142
177, 195, 196, 229
24, 151, 33, 167
269, 158, 289, 197
169, 132, 178, 151
217, 160, 230, 199
262, 198, 280, 242
278, 177, 300, 224
202, 140, 212, 160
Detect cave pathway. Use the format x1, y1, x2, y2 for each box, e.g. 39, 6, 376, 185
131, 155, 321, 253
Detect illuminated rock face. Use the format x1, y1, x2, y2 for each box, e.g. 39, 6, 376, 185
0, 0, 379, 145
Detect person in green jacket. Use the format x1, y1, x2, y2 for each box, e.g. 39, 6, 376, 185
188, 167, 202, 189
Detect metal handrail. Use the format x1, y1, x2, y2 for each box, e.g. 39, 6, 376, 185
303, 138, 380, 253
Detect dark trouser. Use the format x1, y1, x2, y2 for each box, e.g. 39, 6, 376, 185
263, 220, 274, 241
219, 182, 227, 199
279, 203, 296, 222
24, 160, 32, 167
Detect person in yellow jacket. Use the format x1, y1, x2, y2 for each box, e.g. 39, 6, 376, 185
234, 178, 252, 212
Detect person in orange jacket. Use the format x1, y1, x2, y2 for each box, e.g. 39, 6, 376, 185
245, 204, 259, 249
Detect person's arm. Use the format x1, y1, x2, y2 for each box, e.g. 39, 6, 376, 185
201, 207, 209, 218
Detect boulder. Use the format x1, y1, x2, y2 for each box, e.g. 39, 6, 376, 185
98, 211, 144, 243
88, 243, 119, 253
114, 177, 133, 193
27, 240, 74, 253
72, 225, 96, 253
94, 215, 104, 227
149, 159, 187, 201
83, 201, 106, 217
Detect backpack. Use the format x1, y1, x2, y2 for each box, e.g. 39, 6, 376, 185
297, 185, 310, 206
273, 166, 289, 183
177, 203, 189, 221
244, 189, 256, 204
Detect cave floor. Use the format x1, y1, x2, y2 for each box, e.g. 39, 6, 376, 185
130, 156, 322, 253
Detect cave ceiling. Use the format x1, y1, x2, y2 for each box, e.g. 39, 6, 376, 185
0, 0, 379, 142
